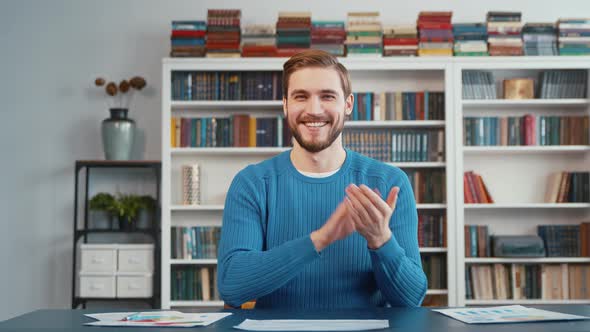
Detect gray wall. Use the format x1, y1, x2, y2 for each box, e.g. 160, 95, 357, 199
1, 0, 589, 321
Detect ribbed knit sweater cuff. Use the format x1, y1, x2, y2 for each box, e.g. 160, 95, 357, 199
369, 233, 406, 263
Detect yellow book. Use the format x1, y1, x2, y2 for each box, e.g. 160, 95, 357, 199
418, 49, 453, 56
170, 117, 176, 147
249, 117, 257, 147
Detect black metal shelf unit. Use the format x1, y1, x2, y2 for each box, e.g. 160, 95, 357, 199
71, 160, 161, 309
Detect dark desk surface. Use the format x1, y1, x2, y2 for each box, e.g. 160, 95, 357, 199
1, 306, 589, 332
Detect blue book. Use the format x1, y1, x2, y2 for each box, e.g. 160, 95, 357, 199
171, 39, 205, 46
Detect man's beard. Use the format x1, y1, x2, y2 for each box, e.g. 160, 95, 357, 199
287, 111, 345, 153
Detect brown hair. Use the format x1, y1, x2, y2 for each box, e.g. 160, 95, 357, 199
282, 50, 351, 98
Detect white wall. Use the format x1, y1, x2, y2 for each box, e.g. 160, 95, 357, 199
1, 0, 589, 321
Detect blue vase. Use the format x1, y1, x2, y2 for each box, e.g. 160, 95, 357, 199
102, 108, 135, 160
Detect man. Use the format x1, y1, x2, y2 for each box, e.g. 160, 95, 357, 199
217, 50, 427, 309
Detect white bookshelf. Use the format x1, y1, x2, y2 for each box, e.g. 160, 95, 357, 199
453, 58, 590, 307
162, 57, 456, 309
162, 56, 590, 310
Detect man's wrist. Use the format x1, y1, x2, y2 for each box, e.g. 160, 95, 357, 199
310, 229, 329, 252
367, 229, 392, 250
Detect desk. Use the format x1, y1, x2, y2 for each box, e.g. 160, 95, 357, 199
1, 306, 589, 331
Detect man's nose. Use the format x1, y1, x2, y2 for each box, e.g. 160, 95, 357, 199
308, 96, 323, 114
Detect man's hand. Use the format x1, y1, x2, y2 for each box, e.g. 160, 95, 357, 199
311, 199, 355, 252
345, 184, 399, 249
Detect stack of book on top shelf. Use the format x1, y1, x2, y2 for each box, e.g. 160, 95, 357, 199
206, 9, 241, 58
557, 18, 590, 55
522, 23, 558, 56
311, 21, 346, 56
382, 25, 419, 56
241, 24, 277, 57
486, 11, 524, 56
453, 23, 488, 56
417, 11, 454, 56
345, 12, 382, 57
170, 21, 206, 57
276, 12, 311, 57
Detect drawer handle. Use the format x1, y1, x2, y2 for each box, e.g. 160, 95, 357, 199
90, 284, 105, 290
91, 257, 105, 264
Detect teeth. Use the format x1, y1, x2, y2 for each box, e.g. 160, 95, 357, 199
304, 122, 327, 127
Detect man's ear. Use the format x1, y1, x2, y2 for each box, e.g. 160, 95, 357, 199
345, 93, 354, 116
283, 97, 288, 117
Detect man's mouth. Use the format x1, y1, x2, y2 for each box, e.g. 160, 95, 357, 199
302, 121, 329, 128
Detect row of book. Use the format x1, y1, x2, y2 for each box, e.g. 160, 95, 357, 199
171, 265, 219, 301
545, 172, 590, 204
463, 116, 590, 146
171, 116, 292, 148
170, 11, 590, 57
343, 129, 445, 163
418, 214, 446, 248
405, 170, 446, 204
463, 70, 588, 99
171, 227, 221, 259
350, 91, 445, 121
538, 70, 589, 98
463, 171, 494, 204
422, 254, 446, 289
171, 71, 283, 101
466, 263, 590, 300
465, 223, 590, 258
538, 224, 590, 257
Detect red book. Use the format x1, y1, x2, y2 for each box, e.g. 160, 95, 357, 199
172, 30, 206, 38
206, 43, 240, 50
464, 173, 475, 203
383, 38, 419, 45
418, 22, 453, 30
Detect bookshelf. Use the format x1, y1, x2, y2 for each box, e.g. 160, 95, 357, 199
161, 57, 456, 308
161, 56, 590, 309
453, 57, 590, 306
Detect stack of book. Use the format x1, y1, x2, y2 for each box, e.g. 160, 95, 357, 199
463, 171, 494, 204
276, 11, 312, 57
462, 70, 497, 99
538, 69, 588, 98
311, 21, 346, 56
241, 24, 277, 57
487, 11, 524, 56
382, 25, 418, 56
557, 18, 590, 55
206, 9, 241, 58
417, 11, 454, 56
345, 12, 382, 57
523, 23, 558, 55
453, 23, 488, 56
170, 21, 207, 57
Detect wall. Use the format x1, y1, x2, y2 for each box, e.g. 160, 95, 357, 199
1, 0, 589, 320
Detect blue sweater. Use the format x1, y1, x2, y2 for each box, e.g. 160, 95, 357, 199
217, 149, 427, 309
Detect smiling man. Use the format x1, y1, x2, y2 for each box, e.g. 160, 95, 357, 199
217, 50, 427, 309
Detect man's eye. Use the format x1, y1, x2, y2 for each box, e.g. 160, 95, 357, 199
294, 95, 306, 100
322, 95, 335, 100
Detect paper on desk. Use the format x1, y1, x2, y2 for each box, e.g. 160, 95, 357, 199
234, 319, 389, 331
84, 311, 231, 327
432, 305, 590, 324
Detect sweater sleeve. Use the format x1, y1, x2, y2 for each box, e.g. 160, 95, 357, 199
217, 169, 321, 307
369, 172, 428, 307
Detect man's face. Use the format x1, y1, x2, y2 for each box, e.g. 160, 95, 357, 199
283, 67, 352, 153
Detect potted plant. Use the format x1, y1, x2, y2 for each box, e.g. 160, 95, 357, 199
112, 194, 144, 231
88, 193, 117, 229
94, 76, 147, 160
137, 195, 157, 229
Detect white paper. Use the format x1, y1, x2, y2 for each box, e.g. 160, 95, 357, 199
84, 311, 231, 327
433, 305, 590, 324
234, 319, 389, 331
